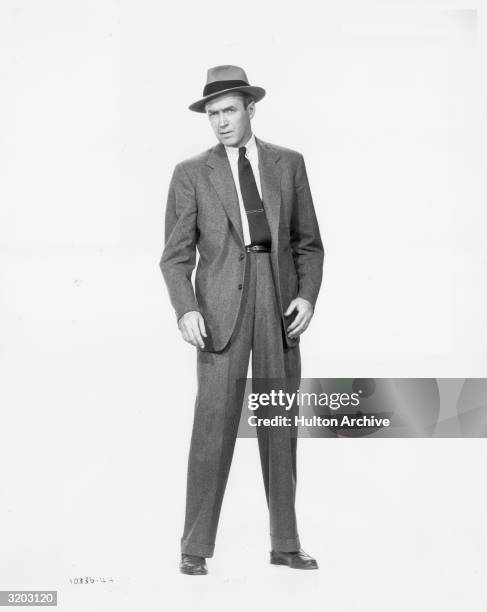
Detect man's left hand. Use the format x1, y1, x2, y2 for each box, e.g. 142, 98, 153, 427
284, 298, 314, 339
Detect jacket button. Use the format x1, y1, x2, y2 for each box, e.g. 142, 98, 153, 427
239, 253, 245, 260
238, 284, 243, 290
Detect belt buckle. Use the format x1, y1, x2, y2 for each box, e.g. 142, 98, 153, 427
246, 244, 270, 253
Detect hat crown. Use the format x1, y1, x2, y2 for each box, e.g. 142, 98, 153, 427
188, 65, 265, 112
205, 65, 249, 86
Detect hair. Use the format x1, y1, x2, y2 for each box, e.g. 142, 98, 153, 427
240, 92, 254, 109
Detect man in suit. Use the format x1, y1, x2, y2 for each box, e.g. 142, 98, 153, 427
160, 65, 324, 575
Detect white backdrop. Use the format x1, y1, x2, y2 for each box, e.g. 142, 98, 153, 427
1, 1, 486, 611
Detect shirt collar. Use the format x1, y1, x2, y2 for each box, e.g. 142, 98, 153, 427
224, 133, 257, 157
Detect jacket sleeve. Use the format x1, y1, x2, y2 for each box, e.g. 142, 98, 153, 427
290, 154, 325, 307
159, 162, 200, 322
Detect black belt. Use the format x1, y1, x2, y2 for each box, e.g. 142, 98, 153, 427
245, 244, 271, 253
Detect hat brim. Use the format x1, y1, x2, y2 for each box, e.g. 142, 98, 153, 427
188, 86, 266, 113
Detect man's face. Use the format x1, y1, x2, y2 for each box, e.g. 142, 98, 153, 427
205, 93, 255, 148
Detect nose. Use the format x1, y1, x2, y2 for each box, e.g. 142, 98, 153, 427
218, 113, 228, 129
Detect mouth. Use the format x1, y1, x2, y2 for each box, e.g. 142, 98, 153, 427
220, 132, 232, 137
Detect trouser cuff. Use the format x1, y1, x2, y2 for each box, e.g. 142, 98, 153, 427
270, 534, 301, 552
181, 538, 215, 558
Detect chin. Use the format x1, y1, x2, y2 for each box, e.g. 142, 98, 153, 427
220, 137, 238, 147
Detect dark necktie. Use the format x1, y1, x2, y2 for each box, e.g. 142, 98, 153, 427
238, 146, 272, 247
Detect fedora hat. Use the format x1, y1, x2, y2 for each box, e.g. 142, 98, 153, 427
189, 65, 266, 113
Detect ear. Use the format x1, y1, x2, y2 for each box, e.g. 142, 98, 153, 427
247, 100, 256, 119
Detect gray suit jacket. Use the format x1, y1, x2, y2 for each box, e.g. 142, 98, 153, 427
160, 137, 324, 352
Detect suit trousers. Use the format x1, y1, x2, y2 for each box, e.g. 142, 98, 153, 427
181, 252, 302, 558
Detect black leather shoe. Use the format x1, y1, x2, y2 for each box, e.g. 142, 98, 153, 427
180, 554, 208, 575
270, 549, 318, 570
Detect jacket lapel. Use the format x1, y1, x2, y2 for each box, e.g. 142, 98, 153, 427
207, 144, 245, 246
255, 137, 282, 249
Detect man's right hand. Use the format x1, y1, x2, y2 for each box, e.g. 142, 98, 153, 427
177, 311, 207, 349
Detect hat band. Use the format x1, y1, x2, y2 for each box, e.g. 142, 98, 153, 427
203, 79, 249, 97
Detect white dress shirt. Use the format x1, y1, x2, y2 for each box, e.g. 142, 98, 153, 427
224, 133, 262, 246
